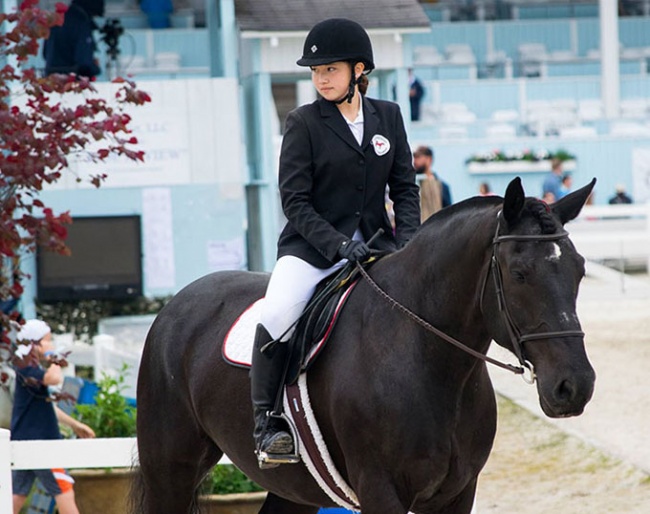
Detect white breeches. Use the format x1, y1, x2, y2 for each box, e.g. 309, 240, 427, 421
260, 255, 346, 341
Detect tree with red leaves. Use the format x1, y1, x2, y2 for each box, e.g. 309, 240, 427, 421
0, 1, 151, 353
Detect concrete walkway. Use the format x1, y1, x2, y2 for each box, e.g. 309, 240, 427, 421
488, 264, 650, 475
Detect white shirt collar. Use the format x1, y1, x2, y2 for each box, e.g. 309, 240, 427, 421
343, 94, 364, 146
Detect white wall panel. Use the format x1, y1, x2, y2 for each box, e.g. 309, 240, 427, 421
41, 78, 242, 193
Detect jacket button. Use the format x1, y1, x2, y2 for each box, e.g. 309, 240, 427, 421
357, 185, 363, 191
358, 159, 364, 165
355, 211, 361, 217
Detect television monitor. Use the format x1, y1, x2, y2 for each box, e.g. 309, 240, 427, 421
37, 215, 143, 302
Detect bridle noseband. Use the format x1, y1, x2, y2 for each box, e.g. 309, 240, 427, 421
486, 213, 585, 382
356, 213, 585, 383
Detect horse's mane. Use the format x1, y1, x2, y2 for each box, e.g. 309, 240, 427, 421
417, 195, 558, 235
417, 195, 501, 230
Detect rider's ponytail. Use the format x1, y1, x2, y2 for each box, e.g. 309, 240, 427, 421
358, 74, 369, 96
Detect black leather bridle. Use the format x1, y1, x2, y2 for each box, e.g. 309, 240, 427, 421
483, 213, 585, 381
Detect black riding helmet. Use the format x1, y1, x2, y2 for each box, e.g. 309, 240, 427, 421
297, 18, 375, 104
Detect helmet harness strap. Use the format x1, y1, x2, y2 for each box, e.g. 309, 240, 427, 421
334, 62, 361, 105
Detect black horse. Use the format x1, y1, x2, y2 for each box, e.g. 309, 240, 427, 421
132, 177, 596, 514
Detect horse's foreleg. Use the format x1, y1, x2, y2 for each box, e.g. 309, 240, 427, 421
436, 479, 477, 514
354, 475, 411, 514
259, 493, 320, 514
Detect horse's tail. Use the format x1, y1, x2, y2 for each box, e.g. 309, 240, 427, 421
128, 464, 146, 514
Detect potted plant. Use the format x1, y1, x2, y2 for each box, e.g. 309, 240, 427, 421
68, 364, 137, 514
198, 464, 267, 514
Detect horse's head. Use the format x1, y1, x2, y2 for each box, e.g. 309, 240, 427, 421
484, 177, 596, 418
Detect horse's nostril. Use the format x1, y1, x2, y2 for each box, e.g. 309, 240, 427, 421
555, 379, 575, 403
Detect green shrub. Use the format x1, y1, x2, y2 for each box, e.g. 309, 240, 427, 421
73, 364, 136, 438
200, 464, 264, 495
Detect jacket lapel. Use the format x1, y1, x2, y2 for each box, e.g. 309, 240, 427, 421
319, 98, 364, 156
361, 98, 380, 151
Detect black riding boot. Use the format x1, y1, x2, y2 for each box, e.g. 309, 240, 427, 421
250, 324, 295, 467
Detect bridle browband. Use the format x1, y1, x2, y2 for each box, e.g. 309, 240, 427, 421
356, 213, 584, 383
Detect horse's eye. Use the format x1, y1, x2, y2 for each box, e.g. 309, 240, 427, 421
511, 269, 526, 284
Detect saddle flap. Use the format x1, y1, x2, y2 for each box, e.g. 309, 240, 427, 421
222, 282, 357, 373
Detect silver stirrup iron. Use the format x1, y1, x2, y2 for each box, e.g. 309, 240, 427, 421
256, 412, 301, 469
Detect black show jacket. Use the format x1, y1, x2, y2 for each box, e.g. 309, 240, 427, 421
277, 96, 421, 269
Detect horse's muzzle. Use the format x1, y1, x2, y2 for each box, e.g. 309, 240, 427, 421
537, 365, 596, 418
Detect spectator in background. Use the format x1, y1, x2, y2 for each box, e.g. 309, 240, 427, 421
542, 191, 556, 204
408, 68, 425, 121
11, 320, 95, 514
413, 146, 452, 221
478, 182, 495, 196
541, 158, 564, 200
557, 173, 573, 199
139, 0, 174, 29
43, 0, 104, 79
609, 184, 633, 204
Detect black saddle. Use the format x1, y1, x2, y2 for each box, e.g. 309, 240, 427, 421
283, 256, 381, 385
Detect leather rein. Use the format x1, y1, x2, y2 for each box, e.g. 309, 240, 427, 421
355, 215, 585, 382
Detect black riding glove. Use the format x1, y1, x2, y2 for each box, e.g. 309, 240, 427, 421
338, 239, 371, 263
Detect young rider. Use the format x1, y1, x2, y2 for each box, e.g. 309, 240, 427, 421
250, 17, 420, 467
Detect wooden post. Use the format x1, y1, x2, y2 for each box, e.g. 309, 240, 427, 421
0, 429, 12, 513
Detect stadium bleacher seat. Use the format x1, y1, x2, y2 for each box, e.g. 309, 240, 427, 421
610, 122, 650, 137
558, 125, 598, 138
414, 46, 444, 65
486, 123, 518, 139
620, 98, 649, 119
490, 109, 519, 123
439, 124, 469, 139
578, 99, 604, 122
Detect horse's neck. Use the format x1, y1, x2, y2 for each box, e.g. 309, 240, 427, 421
370, 213, 496, 366
400, 213, 495, 306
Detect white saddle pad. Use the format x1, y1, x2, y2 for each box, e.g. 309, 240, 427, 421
222, 298, 264, 367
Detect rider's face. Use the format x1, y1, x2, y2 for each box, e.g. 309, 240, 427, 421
310, 62, 352, 101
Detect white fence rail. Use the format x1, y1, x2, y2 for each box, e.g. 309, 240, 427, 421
0, 429, 137, 512
567, 203, 650, 271
0, 430, 137, 511
0, 430, 231, 512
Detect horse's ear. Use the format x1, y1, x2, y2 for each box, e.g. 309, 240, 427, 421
502, 177, 525, 224
551, 178, 597, 225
